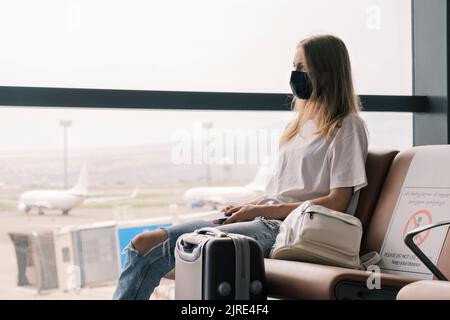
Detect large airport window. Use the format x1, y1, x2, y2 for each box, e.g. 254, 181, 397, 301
0, 0, 415, 301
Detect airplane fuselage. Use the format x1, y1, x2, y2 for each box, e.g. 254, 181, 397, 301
183, 187, 261, 208
18, 190, 85, 212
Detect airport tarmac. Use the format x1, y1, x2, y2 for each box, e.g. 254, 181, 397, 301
0, 204, 190, 300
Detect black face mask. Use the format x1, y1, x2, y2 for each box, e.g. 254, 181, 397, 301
290, 71, 313, 100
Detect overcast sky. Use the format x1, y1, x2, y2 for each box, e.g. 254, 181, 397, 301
0, 0, 411, 93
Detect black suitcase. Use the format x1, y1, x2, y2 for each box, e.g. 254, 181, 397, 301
175, 227, 267, 300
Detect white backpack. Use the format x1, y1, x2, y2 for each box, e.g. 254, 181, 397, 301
270, 201, 380, 270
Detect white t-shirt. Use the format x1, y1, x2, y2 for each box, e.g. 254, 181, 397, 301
264, 113, 369, 215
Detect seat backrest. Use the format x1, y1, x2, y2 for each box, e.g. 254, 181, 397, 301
362, 146, 450, 279
355, 149, 399, 232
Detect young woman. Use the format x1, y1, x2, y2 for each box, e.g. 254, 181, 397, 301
113, 34, 369, 300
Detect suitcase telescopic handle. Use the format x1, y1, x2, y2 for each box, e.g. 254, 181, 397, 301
177, 235, 206, 262
180, 235, 205, 246
176, 228, 228, 262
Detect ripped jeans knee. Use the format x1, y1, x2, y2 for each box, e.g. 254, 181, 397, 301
113, 234, 174, 300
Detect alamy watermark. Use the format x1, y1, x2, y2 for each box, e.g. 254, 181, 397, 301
170, 122, 282, 166
366, 4, 382, 30
366, 265, 382, 290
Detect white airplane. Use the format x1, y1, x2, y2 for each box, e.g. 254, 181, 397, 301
0, 163, 139, 215
183, 156, 277, 209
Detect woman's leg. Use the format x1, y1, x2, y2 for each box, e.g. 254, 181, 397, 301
215, 217, 281, 257
112, 220, 217, 300
132, 228, 168, 256
112, 217, 281, 300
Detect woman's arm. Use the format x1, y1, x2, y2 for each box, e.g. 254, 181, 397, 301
223, 187, 354, 224
267, 187, 353, 218
308, 187, 354, 212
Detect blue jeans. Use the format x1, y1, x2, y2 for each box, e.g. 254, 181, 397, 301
113, 217, 281, 300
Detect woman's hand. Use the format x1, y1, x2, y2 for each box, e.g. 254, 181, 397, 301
220, 201, 305, 223
222, 204, 268, 225
220, 204, 235, 215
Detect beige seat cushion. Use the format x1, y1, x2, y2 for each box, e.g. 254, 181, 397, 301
397, 280, 450, 300
166, 147, 450, 299
268, 146, 450, 299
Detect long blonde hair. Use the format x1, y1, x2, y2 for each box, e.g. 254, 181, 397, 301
279, 35, 363, 148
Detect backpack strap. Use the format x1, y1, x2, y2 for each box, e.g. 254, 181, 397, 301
230, 234, 251, 300
359, 251, 381, 271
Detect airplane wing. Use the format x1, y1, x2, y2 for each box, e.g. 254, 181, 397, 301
192, 196, 227, 208
178, 209, 229, 222
1, 199, 53, 209
0, 198, 54, 213
245, 154, 277, 192
32, 201, 53, 209
83, 186, 140, 205
183, 186, 263, 208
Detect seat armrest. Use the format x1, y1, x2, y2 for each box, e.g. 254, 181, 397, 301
404, 220, 450, 281
264, 259, 416, 300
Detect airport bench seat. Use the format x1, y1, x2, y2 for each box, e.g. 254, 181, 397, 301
167, 146, 450, 299
396, 280, 450, 300
264, 146, 450, 300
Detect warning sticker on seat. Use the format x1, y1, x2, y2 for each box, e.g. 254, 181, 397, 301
379, 148, 450, 279
379, 188, 449, 278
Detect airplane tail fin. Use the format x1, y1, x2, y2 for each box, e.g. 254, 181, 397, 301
131, 185, 140, 198
245, 155, 277, 192
69, 161, 89, 196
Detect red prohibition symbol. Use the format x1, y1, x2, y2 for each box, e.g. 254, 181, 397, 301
403, 209, 433, 247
